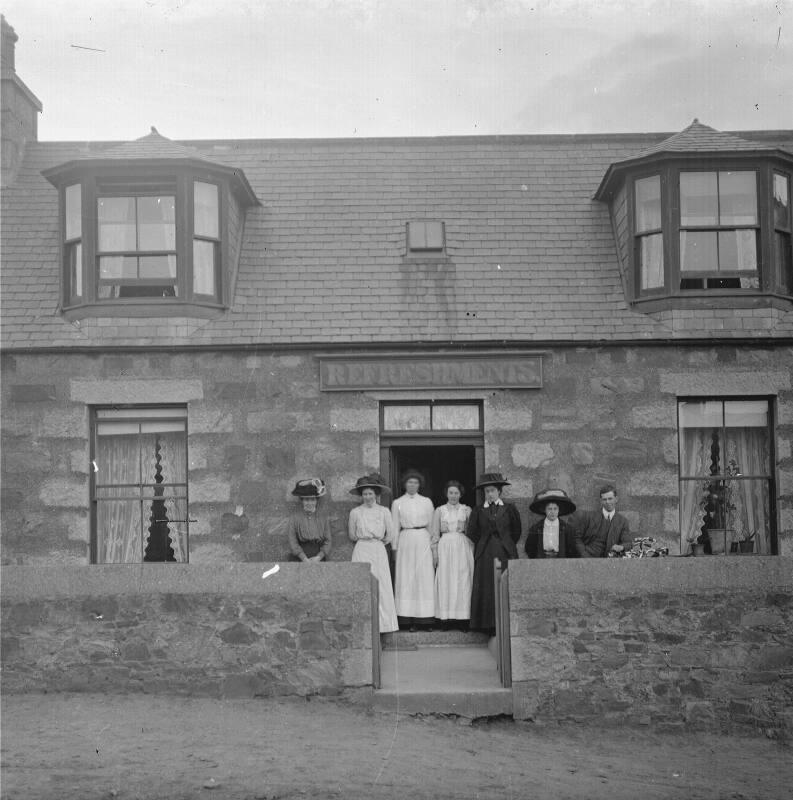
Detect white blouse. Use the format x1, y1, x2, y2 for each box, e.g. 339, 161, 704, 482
348, 503, 393, 544
430, 503, 471, 546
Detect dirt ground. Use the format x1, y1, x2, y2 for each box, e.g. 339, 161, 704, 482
1, 693, 790, 800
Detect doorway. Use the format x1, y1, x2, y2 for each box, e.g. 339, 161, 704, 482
388, 445, 478, 507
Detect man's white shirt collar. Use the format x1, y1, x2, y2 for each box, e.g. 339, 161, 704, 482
484, 499, 504, 508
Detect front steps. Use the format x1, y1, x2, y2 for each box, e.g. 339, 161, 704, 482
374, 631, 513, 718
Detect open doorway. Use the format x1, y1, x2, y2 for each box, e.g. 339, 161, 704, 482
389, 445, 478, 507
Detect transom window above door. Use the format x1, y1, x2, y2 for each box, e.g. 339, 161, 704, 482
381, 401, 482, 432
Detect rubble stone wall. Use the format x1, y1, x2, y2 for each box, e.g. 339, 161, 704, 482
0, 563, 374, 699
509, 557, 793, 734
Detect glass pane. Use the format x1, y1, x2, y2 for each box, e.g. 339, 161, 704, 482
431, 404, 480, 430
424, 221, 444, 249
408, 221, 443, 251
97, 285, 120, 299
679, 400, 723, 429
100, 256, 137, 279
97, 408, 187, 419
95, 426, 141, 487
97, 421, 141, 436
140, 421, 187, 434
139, 255, 177, 279
194, 182, 219, 238
96, 499, 143, 563
774, 173, 791, 230
680, 231, 716, 271
634, 175, 661, 232
639, 233, 664, 289
680, 172, 718, 226
95, 485, 140, 499
98, 197, 136, 251
723, 479, 771, 554
776, 232, 793, 293
724, 400, 768, 428
163, 497, 189, 562
193, 240, 217, 297
65, 183, 81, 240
718, 230, 757, 272
408, 222, 427, 250
718, 171, 757, 225
383, 404, 431, 430
69, 242, 83, 300
137, 196, 175, 250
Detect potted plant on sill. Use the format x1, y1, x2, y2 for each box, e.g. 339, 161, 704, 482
687, 530, 707, 557
737, 530, 756, 555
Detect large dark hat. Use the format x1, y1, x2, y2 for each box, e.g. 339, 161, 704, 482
474, 472, 511, 490
400, 469, 425, 488
349, 474, 390, 495
529, 488, 576, 516
291, 478, 326, 498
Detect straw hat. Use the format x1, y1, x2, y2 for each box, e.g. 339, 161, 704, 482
349, 474, 390, 495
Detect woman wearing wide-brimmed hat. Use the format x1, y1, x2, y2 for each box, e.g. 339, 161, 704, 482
525, 488, 579, 559
391, 469, 436, 628
287, 478, 332, 562
432, 480, 473, 627
465, 473, 521, 633
348, 474, 398, 634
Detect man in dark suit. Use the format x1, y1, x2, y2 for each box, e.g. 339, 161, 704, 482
574, 484, 633, 557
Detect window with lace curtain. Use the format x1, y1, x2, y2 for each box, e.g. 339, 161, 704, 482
678, 399, 776, 555
91, 406, 188, 564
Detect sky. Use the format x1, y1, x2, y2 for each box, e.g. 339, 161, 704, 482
3, 0, 792, 143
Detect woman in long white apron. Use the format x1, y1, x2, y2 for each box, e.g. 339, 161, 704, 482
391, 470, 435, 628
348, 475, 398, 634
432, 480, 473, 625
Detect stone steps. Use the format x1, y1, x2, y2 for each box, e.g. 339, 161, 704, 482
374, 643, 512, 719
381, 629, 489, 650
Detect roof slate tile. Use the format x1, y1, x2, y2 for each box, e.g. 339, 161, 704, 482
3, 128, 792, 350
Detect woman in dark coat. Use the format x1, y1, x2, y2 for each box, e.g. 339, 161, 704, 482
465, 473, 521, 634
525, 488, 578, 559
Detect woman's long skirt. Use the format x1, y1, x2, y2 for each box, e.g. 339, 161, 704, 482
352, 539, 398, 634
470, 536, 502, 632
394, 528, 435, 619
434, 532, 474, 620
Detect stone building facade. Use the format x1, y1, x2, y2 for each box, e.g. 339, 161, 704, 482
2, 18, 793, 569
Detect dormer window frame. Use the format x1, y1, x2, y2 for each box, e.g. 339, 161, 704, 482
45, 160, 249, 320
605, 150, 793, 312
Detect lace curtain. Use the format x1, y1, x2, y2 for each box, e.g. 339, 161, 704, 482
96, 423, 187, 563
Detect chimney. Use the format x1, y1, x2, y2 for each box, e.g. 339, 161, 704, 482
1, 16, 43, 186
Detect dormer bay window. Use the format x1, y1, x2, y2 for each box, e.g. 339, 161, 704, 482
596, 121, 793, 312
44, 129, 258, 319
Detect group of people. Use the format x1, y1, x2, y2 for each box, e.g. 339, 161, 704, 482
287, 473, 633, 636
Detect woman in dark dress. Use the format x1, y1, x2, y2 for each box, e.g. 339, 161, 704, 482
287, 478, 332, 562
525, 488, 578, 559
465, 473, 521, 634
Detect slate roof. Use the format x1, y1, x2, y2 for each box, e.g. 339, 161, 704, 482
85, 127, 208, 161
632, 119, 772, 157
2, 127, 793, 350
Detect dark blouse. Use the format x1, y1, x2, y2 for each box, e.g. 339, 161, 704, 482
287, 511, 332, 560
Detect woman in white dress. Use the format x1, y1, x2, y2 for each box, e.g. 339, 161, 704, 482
348, 475, 398, 634
432, 480, 473, 627
391, 470, 436, 629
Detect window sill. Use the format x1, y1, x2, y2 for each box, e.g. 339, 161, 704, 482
630, 292, 793, 314
61, 300, 227, 321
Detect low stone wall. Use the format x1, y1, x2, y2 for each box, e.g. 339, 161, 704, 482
0, 563, 374, 699
509, 557, 793, 735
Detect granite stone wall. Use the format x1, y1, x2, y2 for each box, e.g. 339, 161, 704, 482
1, 343, 791, 564
0, 564, 375, 699
509, 558, 793, 735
